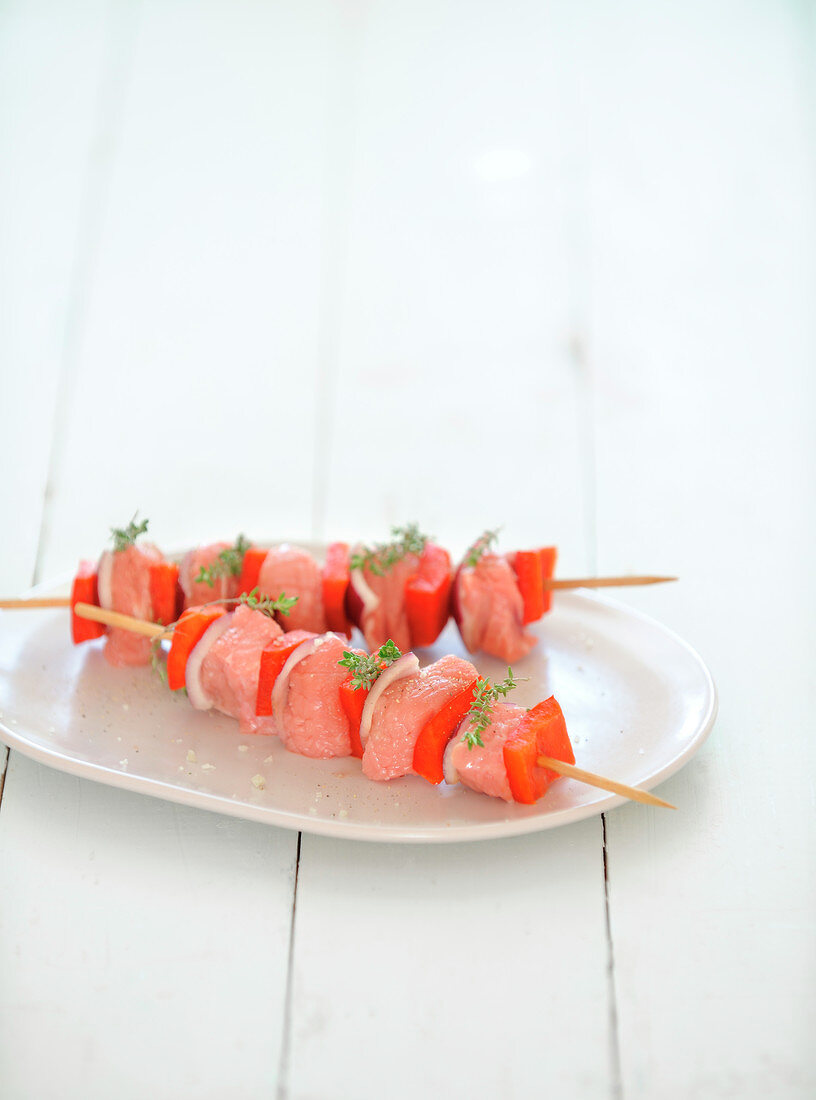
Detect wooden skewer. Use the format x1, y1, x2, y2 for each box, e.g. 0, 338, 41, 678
73, 602, 172, 640
0, 597, 71, 609
543, 575, 677, 590
0, 575, 677, 610
537, 755, 675, 809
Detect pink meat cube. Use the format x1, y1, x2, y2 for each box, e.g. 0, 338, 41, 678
455, 554, 536, 663
180, 542, 241, 608
359, 553, 419, 654
362, 655, 477, 782
102, 543, 164, 667
198, 604, 282, 734
277, 633, 355, 758
258, 545, 327, 633
447, 702, 525, 802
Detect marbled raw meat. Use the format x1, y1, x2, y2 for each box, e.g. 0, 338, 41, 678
99, 543, 164, 667
198, 604, 282, 734
180, 542, 241, 608
447, 701, 525, 802
455, 554, 536, 663
362, 655, 477, 782
258, 544, 327, 633
358, 553, 419, 654
277, 633, 361, 758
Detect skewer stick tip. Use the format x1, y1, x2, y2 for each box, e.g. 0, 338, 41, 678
538, 755, 676, 809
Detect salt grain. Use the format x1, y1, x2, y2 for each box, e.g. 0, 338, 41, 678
186, 750, 197, 763
201, 763, 215, 771
238, 745, 249, 753
251, 774, 265, 790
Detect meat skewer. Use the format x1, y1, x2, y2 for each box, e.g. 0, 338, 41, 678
55, 599, 675, 810
1, 522, 675, 667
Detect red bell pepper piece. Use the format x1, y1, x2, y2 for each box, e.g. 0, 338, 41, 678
406, 543, 452, 647
539, 546, 557, 614
238, 547, 268, 595
149, 561, 180, 625
256, 634, 311, 717
412, 677, 479, 784
503, 696, 573, 804
70, 561, 106, 645
167, 606, 227, 691
508, 550, 545, 624
322, 542, 352, 636
338, 676, 369, 758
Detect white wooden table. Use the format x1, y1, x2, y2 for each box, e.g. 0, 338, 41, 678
1, 2, 814, 1096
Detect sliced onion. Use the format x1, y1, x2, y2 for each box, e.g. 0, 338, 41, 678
271, 633, 336, 731
186, 612, 234, 711
360, 652, 420, 747
349, 555, 380, 621
443, 722, 467, 786
97, 550, 114, 610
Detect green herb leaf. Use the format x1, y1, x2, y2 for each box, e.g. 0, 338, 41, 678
239, 586, 298, 618
150, 637, 168, 685
111, 513, 149, 552
350, 523, 430, 577
337, 639, 403, 691
463, 528, 501, 568
195, 533, 251, 588
462, 667, 528, 750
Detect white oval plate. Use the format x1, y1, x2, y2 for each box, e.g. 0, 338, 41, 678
0, 575, 716, 842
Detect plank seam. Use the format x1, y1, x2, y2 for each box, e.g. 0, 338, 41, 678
602, 814, 623, 1099
0, 747, 9, 813
276, 831, 303, 1100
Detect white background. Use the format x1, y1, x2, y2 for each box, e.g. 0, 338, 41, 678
1, 1, 814, 1097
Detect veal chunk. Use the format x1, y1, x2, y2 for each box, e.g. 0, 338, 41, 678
455, 554, 536, 663
180, 542, 241, 608
101, 543, 164, 667
198, 604, 282, 735
362, 655, 478, 782
277, 634, 356, 758
359, 553, 419, 654
448, 702, 526, 802
258, 544, 327, 633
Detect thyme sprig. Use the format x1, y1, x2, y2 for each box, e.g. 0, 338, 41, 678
350, 523, 429, 577
338, 639, 402, 691
150, 637, 168, 685
462, 668, 528, 750
464, 528, 501, 567
195, 533, 251, 588
111, 513, 149, 552
239, 587, 298, 618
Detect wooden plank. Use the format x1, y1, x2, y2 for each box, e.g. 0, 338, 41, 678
34, 0, 336, 578
0, 752, 297, 1099
284, 826, 613, 1100
0, 3, 332, 1096
0, 0, 115, 594
582, 1, 816, 1094
317, 1, 594, 569
286, 4, 614, 1097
